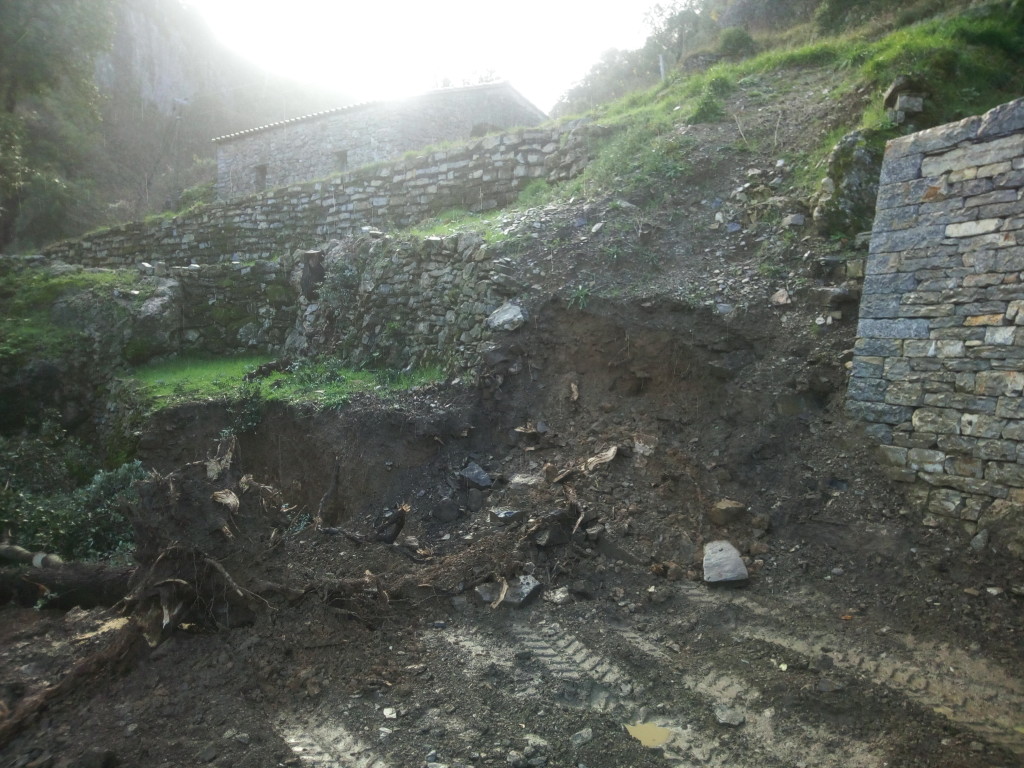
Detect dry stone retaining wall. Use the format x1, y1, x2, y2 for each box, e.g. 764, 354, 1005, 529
290, 234, 522, 369
43, 125, 591, 269
849, 97, 1024, 553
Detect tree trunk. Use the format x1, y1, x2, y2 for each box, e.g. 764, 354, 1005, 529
0, 563, 135, 609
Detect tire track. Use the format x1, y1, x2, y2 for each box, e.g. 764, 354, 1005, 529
592, 625, 886, 768
446, 618, 891, 768
277, 718, 391, 768
670, 583, 1024, 756
738, 624, 1024, 758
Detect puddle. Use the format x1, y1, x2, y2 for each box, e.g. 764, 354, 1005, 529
624, 722, 672, 748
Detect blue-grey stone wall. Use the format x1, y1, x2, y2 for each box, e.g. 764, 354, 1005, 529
849, 98, 1024, 553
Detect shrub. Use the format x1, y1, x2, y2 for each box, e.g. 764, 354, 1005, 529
0, 460, 146, 561
718, 28, 757, 58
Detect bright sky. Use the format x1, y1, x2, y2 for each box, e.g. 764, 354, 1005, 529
183, 0, 664, 113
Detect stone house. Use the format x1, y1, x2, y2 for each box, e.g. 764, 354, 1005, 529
213, 81, 547, 200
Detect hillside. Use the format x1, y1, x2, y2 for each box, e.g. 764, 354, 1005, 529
1, 2, 1024, 767
3, 0, 353, 250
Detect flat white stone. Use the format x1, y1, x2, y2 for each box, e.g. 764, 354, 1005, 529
703, 540, 748, 584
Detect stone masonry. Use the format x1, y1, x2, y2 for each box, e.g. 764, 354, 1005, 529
214, 82, 547, 200
44, 124, 591, 269
849, 97, 1024, 554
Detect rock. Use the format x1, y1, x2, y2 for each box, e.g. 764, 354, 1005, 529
543, 586, 571, 605
476, 575, 542, 607
475, 583, 500, 603
709, 498, 746, 526
508, 473, 546, 491
197, 743, 219, 763
486, 301, 526, 332
466, 488, 485, 512
504, 575, 543, 606
460, 462, 492, 488
714, 705, 746, 726
490, 507, 524, 524
703, 541, 749, 584
570, 727, 594, 748
770, 288, 791, 306
970, 529, 990, 551
533, 526, 570, 547
433, 497, 460, 523
816, 678, 845, 693
811, 130, 881, 237
72, 750, 119, 768
782, 213, 805, 227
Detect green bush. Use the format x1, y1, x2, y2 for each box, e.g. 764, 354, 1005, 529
0, 460, 146, 561
718, 28, 757, 58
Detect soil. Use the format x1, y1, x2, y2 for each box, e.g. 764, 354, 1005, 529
3, 69, 1024, 768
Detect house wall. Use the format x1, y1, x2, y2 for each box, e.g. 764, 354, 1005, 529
848, 97, 1024, 555
214, 83, 546, 200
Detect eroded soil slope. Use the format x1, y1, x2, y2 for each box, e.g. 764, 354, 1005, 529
3, 294, 1024, 768
3, 63, 1024, 768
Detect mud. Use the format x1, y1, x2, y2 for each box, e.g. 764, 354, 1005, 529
3, 294, 1024, 768
4, 66, 1024, 768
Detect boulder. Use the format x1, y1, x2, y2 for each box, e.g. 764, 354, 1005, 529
703, 540, 749, 584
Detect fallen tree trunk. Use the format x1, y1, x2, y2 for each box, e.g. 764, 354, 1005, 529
0, 563, 135, 609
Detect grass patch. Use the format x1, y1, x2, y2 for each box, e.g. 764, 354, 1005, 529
131, 355, 274, 402
405, 207, 509, 242
0, 264, 142, 364
130, 355, 445, 413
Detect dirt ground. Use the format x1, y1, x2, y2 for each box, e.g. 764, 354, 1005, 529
3, 69, 1024, 768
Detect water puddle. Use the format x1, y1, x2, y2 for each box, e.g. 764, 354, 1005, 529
624, 722, 672, 748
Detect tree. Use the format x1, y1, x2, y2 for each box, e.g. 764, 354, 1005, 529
0, 0, 116, 251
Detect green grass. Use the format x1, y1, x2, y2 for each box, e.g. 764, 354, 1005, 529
568, 1, 1023, 210
406, 207, 510, 242
0, 265, 143, 364
131, 355, 274, 401
130, 354, 445, 412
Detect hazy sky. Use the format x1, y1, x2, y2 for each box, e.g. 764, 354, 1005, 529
183, 0, 663, 113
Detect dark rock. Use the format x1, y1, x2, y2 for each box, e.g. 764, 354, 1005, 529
433, 497, 460, 523
533, 526, 570, 547
460, 462, 492, 489
490, 507, 523, 524
466, 488, 485, 512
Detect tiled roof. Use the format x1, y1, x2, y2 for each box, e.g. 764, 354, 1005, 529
212, 81, 544, 143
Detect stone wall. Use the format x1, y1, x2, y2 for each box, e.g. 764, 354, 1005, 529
214, 82, 547, 200
44, 124, 590, 269
29, 232, 523, 374
289, 234, 523, 369
848, 97, 1024, 554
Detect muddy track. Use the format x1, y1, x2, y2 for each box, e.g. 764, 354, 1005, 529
269, 573, 1024, 768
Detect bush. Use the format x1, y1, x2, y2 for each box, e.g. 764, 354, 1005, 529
718, 28, 757, 58
1, 460, 146, 560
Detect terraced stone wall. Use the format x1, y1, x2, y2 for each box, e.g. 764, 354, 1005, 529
42, 125, 590, 269
849, 98, 1024, 553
